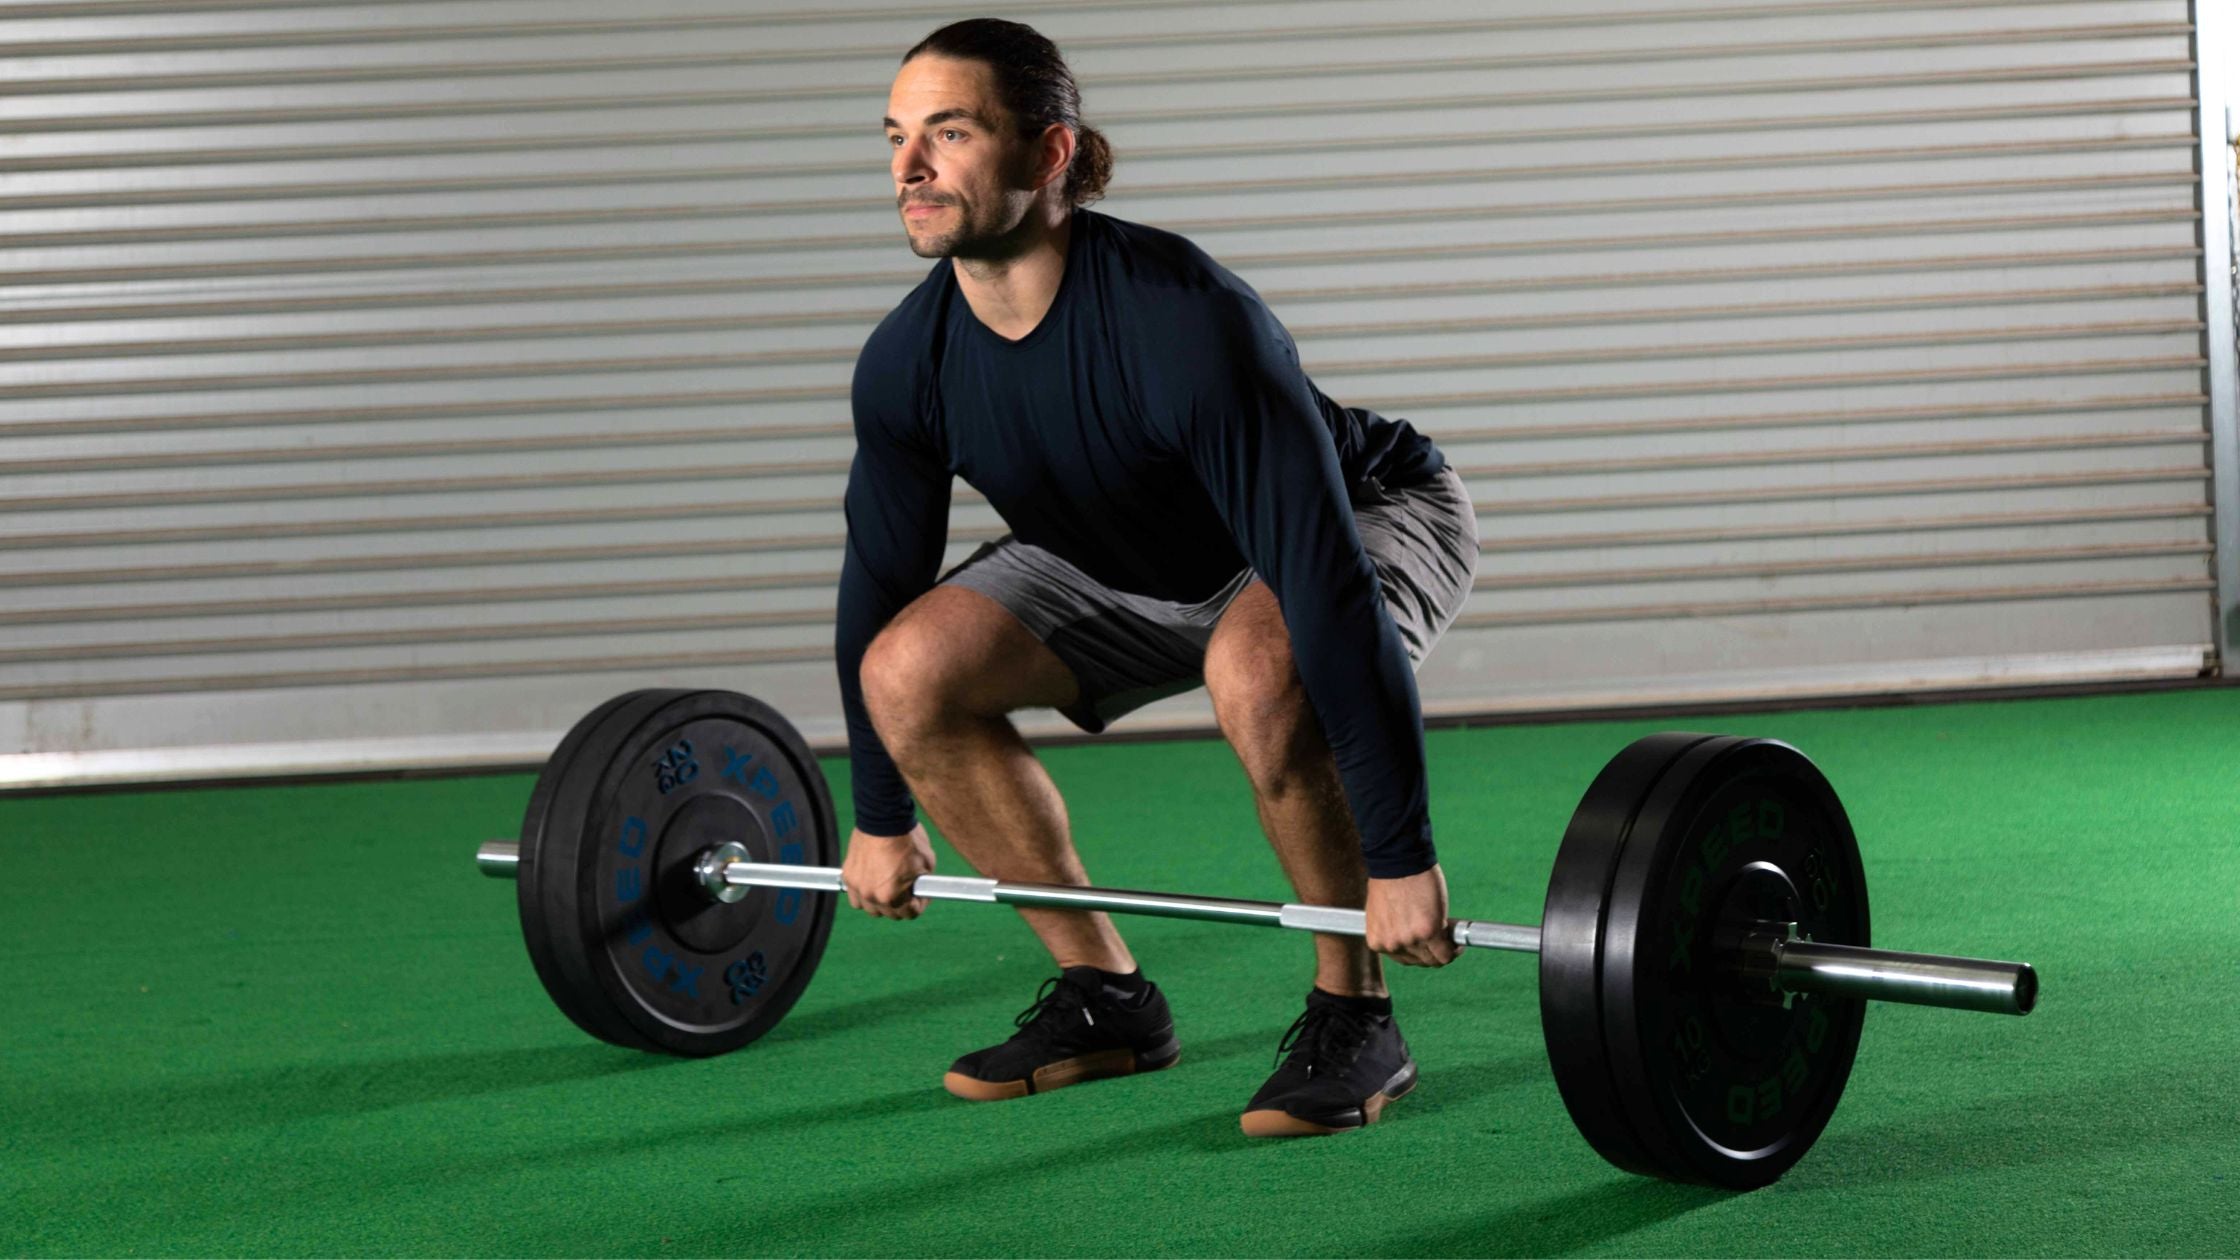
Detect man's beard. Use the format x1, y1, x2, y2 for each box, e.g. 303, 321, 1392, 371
900, 191, 1035, 262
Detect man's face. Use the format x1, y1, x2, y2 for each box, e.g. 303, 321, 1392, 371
884, 55, 1041, 261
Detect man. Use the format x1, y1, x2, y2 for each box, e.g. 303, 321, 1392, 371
834, 17, 1478, 1137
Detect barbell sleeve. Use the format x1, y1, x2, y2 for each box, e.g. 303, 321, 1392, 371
477, 840, 518, 878
473, 841, 2031, 1015
1769, 937, 2038, 1016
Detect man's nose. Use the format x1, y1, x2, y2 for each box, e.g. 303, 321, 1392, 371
892, 137, 932, 186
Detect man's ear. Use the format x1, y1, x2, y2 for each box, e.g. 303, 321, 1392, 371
1032, 122, 1077, 193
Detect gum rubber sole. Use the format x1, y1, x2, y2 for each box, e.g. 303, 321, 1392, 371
942, 1046, 1182, 1101
1239, 1065, 1417, 1137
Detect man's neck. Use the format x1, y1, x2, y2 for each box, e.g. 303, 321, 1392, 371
953, 208, 1073, 342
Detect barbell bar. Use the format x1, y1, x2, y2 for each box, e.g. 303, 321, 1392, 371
475, 839, 2035, 1017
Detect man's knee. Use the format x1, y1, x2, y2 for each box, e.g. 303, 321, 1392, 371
1208, 636, 1306, 731
1206, 604, 1324, 798
859, 613, 952, 750
858, 587, 1076, 749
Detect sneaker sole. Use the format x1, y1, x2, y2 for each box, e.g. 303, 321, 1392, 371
1239, 1061, 1417, 1137
942, 1038, 1182, 1102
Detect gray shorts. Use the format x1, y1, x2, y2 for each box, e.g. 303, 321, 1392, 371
938, 465, 1479, 733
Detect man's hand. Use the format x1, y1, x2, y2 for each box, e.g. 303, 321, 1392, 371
1365, 864, 1459, 967
840, 824, 936, 919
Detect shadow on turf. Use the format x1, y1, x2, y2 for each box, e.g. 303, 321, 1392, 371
1363, 1177, 1724, 1257
678, 1060, 1650, 1257
1781, 1062, 2220, 1191
669, 1052, 1550, 1252
1372, 1059, 2238, 1255
691, 1105, 1256, 1252
36, 1041, 1652, 1253
12, 1041, 663, 1145
34, 970, 987, 1146
753, 971, 992, 1046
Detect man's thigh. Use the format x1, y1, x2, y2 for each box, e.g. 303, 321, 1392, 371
874, 584, 1083, 717
937, 536, 1243, 734
932, 467, 1476, 732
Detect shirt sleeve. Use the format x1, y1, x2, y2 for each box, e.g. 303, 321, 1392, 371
833, 350, 952, 837
1166, 298, 1437, 879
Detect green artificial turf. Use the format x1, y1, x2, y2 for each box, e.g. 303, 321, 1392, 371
1, 687, 2233, 1256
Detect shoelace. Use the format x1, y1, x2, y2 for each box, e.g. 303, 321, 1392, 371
1010, 975, 1101, 1044
1272, 1002, 1379, 1077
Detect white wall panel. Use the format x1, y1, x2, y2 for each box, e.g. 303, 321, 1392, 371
0, 0, 2218, 786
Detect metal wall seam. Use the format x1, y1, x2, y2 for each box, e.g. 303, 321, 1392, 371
1368, 355, 2211, 404
5, 505, 2216, 588
2195, 0, 2240, 669
7, 251, 2204, 335
6, 175, 2203, 254
1492, 504, 2217, 549
4, 95, 2201, 174
4, 180, 2204, 258
9, 282, 2208, 366
6, 513, 2217, 601
8, 515, 2222, 633
14, 59, 2199, 135
1, 415, 2214, 518
4, 569, 2217, 645
26, 426, 2211, 484
4, 389, 2210, 477
16, 460, 2172, 523
4, 502, 850, 547
1481, 431, 2213, 477
1430, 393, 2213, 441
0, 0, 2171, 33
5, 18, 2195, 97
0, 649, 843, 704
0, 579, 842, 625
5, 545, 2219, 630
0, 0, 2177, 59
1, 584, 2217, 707
7, 133, 2200, 212
6, 350, 2213, 414
1, 611, 836, 665
4, 473, 2204, 567
13, 208, 2199, 287
8, 499, 2213, 558
1497, 467, 2211, 513
3, 533, 879, 585
1447, 579, 2220, 627
6, 318, 2206, 402
9, 541, 2218, 661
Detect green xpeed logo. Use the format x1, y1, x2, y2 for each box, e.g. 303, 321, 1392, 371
1725, 1005, 1831, 1125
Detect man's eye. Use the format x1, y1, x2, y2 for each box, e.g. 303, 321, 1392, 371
942, 129, 964, 142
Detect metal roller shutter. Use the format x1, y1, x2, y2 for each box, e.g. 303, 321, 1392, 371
0, 0, 2222, 786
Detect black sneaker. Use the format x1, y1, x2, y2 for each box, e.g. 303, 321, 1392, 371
1240, 988, 1417, 1137
942, 967, 1182, 1101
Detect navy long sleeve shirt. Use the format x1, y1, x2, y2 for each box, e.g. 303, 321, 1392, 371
835, 209, 1450, 878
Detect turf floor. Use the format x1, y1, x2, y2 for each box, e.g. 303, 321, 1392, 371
2, 687, 2235, 1256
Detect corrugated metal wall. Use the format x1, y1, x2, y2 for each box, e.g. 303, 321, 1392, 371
0, 0, 2219, 786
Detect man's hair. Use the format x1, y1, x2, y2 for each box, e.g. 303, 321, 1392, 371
903, 17, 1113, 208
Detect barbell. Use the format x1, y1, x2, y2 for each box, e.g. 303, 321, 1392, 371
473, 687, 2037, 1190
